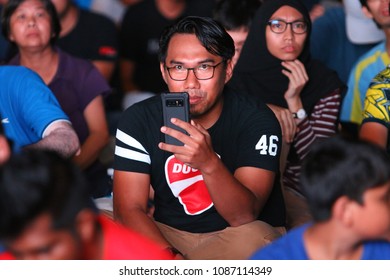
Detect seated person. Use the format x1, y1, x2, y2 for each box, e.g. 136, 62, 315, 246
339, 0, 390, 138
229, 0, 346, 230
113, 16, 285, 260
250, 136, 390, 260
0, 65, 79, 158
51, 0, 118, 81
3, 0, 112, 198
359, 65, 390, 150
213, 0, 260, 68
0, 149, 174, 260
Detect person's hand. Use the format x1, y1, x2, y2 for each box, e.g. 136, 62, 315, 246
281, 60, 308, 109
267, 104, 297, 143
159, 119, 217, 173
309, 4, 325, 22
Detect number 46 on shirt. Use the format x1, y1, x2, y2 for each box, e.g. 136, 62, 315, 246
256, 135, 279, 156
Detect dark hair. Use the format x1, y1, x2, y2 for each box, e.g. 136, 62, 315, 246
2, 0, 61, 45
213, 0, 260, 31
359, 0, 367, 8
301, 135, 390, 222
158, 16, 235, 64
0, 150, 94, 240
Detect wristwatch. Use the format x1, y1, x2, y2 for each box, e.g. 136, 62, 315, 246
292, 108, 307, 119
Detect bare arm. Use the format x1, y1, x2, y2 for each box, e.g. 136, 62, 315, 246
73, 96, 110, 169
113, 170, 172, 247
267, 103, 297, 144
159, 119, 275, 226
25, 121, 80, 158
92, 60, 116, 82
119, 59, 139, 93
360, 122, 388, 149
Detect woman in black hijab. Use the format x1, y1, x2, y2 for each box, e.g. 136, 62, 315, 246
229, 0, 346, 228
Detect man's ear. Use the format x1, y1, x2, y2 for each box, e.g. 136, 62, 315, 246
75, 209, 97, 243
332, 196, 354, 227
160, 63, 168, 84
224, 59, 234, 84
361, 6, 374, 20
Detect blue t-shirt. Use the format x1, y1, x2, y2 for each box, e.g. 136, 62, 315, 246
0, 66, 69, 151
250, 223, 390, 260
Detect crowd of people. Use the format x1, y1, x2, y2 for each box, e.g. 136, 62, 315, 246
1, 0, 390, 260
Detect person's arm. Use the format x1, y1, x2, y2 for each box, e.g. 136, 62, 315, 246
359, 84, 390, 149
26, 120, 80, 158
73, 95, 110, 169
360, 122, 388, 148
113, 170, 173, 247
159, 119, 275, 226
92, 60, 116, 82
266, 103, 297, 143
293, 90, 342, 160
120, 59, 139, 93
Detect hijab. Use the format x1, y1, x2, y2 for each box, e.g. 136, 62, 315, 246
230, 0, 345, 114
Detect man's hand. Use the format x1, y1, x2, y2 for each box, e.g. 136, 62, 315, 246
159, 118, 217, 174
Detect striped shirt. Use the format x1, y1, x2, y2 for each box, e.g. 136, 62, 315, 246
283, 89, 342, 194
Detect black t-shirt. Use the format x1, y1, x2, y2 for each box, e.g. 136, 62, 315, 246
57, 9, 118, 62
114, 88, 285, 232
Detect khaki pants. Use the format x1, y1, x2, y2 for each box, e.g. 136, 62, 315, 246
283, 187, 312, 230
156, 221, 285, 260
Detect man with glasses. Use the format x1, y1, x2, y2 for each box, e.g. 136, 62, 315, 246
113, 16, 285, 260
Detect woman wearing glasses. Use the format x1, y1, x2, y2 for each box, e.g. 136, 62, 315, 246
229, 0, 346, 229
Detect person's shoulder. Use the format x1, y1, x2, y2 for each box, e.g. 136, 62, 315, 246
362, 240, 390, 260
0, 65, 33, 76
98, 215, 173, 260
58, 48, 94, 69
250, 224, 310, 260
0, 251, 15, 260
56, 48, 108, 84
78, 7, 116, 27
122, 0, 153, 19
225, 86, 268, 110
355, 42, 386, 66
224, 87, 279, 122
0, 65, 44, 86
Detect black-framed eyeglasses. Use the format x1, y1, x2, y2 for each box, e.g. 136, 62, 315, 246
267, 19, 308, 34
165, 61, 224, 81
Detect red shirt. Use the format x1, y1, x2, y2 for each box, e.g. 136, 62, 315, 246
0, 215, 174, 260
98, 215, 173, 260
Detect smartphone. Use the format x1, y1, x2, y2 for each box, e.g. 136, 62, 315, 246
161, 92, 190, 146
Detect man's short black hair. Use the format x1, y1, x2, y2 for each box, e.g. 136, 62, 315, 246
0, 150, 94, 240
301, 135, 390, 222
2, 0, 61, 45
213, 0, 260, 31
158, 16, 235, 64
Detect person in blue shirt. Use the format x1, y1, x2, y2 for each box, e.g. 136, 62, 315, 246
251, 135, 390, 260
0, 66, 80, 158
